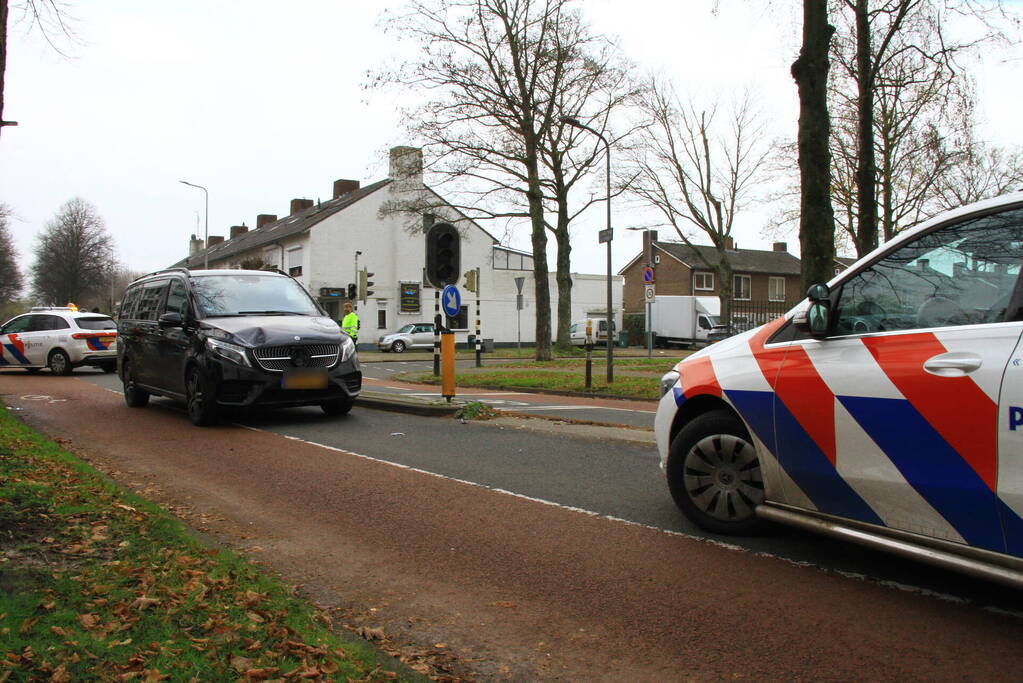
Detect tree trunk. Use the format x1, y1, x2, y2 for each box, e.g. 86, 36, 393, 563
524, 144, 553, 361
791, 0, 837, 292
1, 0, 8, 138
716, 256, 733, 333
854, 0, 878, 257
553, 198, 573, 349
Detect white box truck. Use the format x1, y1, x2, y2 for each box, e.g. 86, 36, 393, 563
649, 295, 727, 348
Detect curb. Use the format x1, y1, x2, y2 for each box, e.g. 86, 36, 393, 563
355, 391, 465, 417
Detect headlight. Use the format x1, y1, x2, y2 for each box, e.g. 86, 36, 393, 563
659, 369, 680, 397
206, 338, 251, 367
340, 335, 356, 362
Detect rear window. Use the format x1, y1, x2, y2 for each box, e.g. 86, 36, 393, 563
76, 316, 117, 331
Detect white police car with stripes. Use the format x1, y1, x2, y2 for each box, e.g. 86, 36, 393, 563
656, 191, 1023, 588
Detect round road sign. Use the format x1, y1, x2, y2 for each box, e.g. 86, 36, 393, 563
441, 284, 462, 318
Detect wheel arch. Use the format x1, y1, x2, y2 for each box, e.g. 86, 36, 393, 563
668, 393, 746, 451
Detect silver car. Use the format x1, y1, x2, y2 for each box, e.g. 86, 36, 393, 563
376, 322, 435, 353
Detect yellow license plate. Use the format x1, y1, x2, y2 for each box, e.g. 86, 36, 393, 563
281, 369, 328, 390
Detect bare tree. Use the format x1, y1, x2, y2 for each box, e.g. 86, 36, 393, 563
0, 203, 23, 302
1, 0, 78, 137
31, 197, 114, 306
833, 0, 1017, 255
373, 0, 631, 359
791, 0, 838, 290
930, 144, 1023, 209
628, 80, 771, 327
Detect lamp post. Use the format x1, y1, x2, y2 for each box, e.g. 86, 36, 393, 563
561, 115, 613, 383
179, 180, 209, 269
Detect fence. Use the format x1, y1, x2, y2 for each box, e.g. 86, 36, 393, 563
727, 299, 791, 334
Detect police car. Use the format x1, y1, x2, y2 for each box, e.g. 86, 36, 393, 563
0, 306, 118, 375
655, 192, 1023, 588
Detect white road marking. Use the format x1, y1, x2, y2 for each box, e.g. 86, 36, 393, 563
231, 422, 990, 609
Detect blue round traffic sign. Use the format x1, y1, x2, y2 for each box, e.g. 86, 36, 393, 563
642, 266, 655, 283
441, 284, 462, 318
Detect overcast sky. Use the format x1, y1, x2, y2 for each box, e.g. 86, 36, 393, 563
1, 1, 1020, 284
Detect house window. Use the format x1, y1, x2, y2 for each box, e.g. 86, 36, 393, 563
768, 276, 785, 302
493, 250, 509, 269
287, 247, 303, 277
693, 271, 714, 291
733, 274, 751, 300
378, 309, 387, 329
446, 305, 468, 330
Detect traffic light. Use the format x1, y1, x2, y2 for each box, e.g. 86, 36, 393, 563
425, 223, 460, 287
464, 269, 477, 294
347, 283, 357, 300
358, 268, 375, 302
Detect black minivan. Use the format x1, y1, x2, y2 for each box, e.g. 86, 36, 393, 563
117, 268, 361, 426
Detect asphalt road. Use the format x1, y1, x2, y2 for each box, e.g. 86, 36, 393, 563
6, 367, 1023, 680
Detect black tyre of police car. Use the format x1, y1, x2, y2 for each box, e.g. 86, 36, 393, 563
100, 361, 117, 373
48, 349, 73, 376
186, 367, 218, 427
321, 397, 354, 416
122, 358, 150, 408
667, 409, 765, 535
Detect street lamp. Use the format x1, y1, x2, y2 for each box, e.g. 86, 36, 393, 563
179, 180, 209, 269
628, 226, 654, 359
561, 115, 614, 383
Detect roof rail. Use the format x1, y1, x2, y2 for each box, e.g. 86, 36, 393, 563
132, 266, 193, 282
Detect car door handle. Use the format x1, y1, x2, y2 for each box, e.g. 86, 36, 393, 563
923, 351, 982, 377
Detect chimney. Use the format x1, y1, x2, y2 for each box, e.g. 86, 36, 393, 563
389, 146, 423, 182
256, 214, 277, 229
333, 179, 361, 198
724, 236, 735, 251
189, 234, 204, 257
290, 198, 314, 215
229, 224, 248, 239
208, 235, 225, 247
642, 230, 658, 261
773, 241, 788, 252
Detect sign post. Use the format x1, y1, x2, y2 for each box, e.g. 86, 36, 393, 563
440, 285, 461, 400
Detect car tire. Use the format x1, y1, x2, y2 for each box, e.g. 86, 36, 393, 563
666, 410, 765, 535
391, 340, 406, 353
122, 358, 150, 408
48, 349, 73, 376
321, 398, 354, 416
100, 361, 117, 373
185, 366, 218, 426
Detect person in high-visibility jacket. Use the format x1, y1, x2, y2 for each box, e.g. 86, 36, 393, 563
341, 302, 360, 342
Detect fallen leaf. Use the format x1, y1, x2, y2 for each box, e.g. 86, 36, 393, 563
18, 617, 38, 634
490, 601, 517, 609
78, 614, 99, 629
231, 656, 253, 673
245, 612, 264, 624
357, 626, 385, 641
131, 597, 160, 611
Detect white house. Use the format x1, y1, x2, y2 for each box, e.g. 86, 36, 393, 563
173, 147, 622, 347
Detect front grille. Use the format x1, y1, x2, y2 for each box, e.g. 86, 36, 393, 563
252, 343, 340, 372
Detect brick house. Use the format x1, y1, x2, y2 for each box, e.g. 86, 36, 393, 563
619, 231, 802, 314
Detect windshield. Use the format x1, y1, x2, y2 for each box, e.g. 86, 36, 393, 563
706, 315, 722, 327
396, 324, 415, 333
76, 316, 117, 330
191, 274, 322, 317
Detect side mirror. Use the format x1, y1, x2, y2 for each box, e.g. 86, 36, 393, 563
807, 283, 830, 301
158, 312, 184, 328
806, 301, 831, 336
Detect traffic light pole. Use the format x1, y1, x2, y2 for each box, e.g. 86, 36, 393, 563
474, 267, 482, 368
433, 289, 441, 377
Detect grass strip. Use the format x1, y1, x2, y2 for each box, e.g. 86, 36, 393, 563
415, 371, 660, 400
484, 357, 685, 372
0, 404, 412, 682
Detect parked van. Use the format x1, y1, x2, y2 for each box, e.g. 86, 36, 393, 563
569, 318, 617, 346
117, 268, 361, 426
